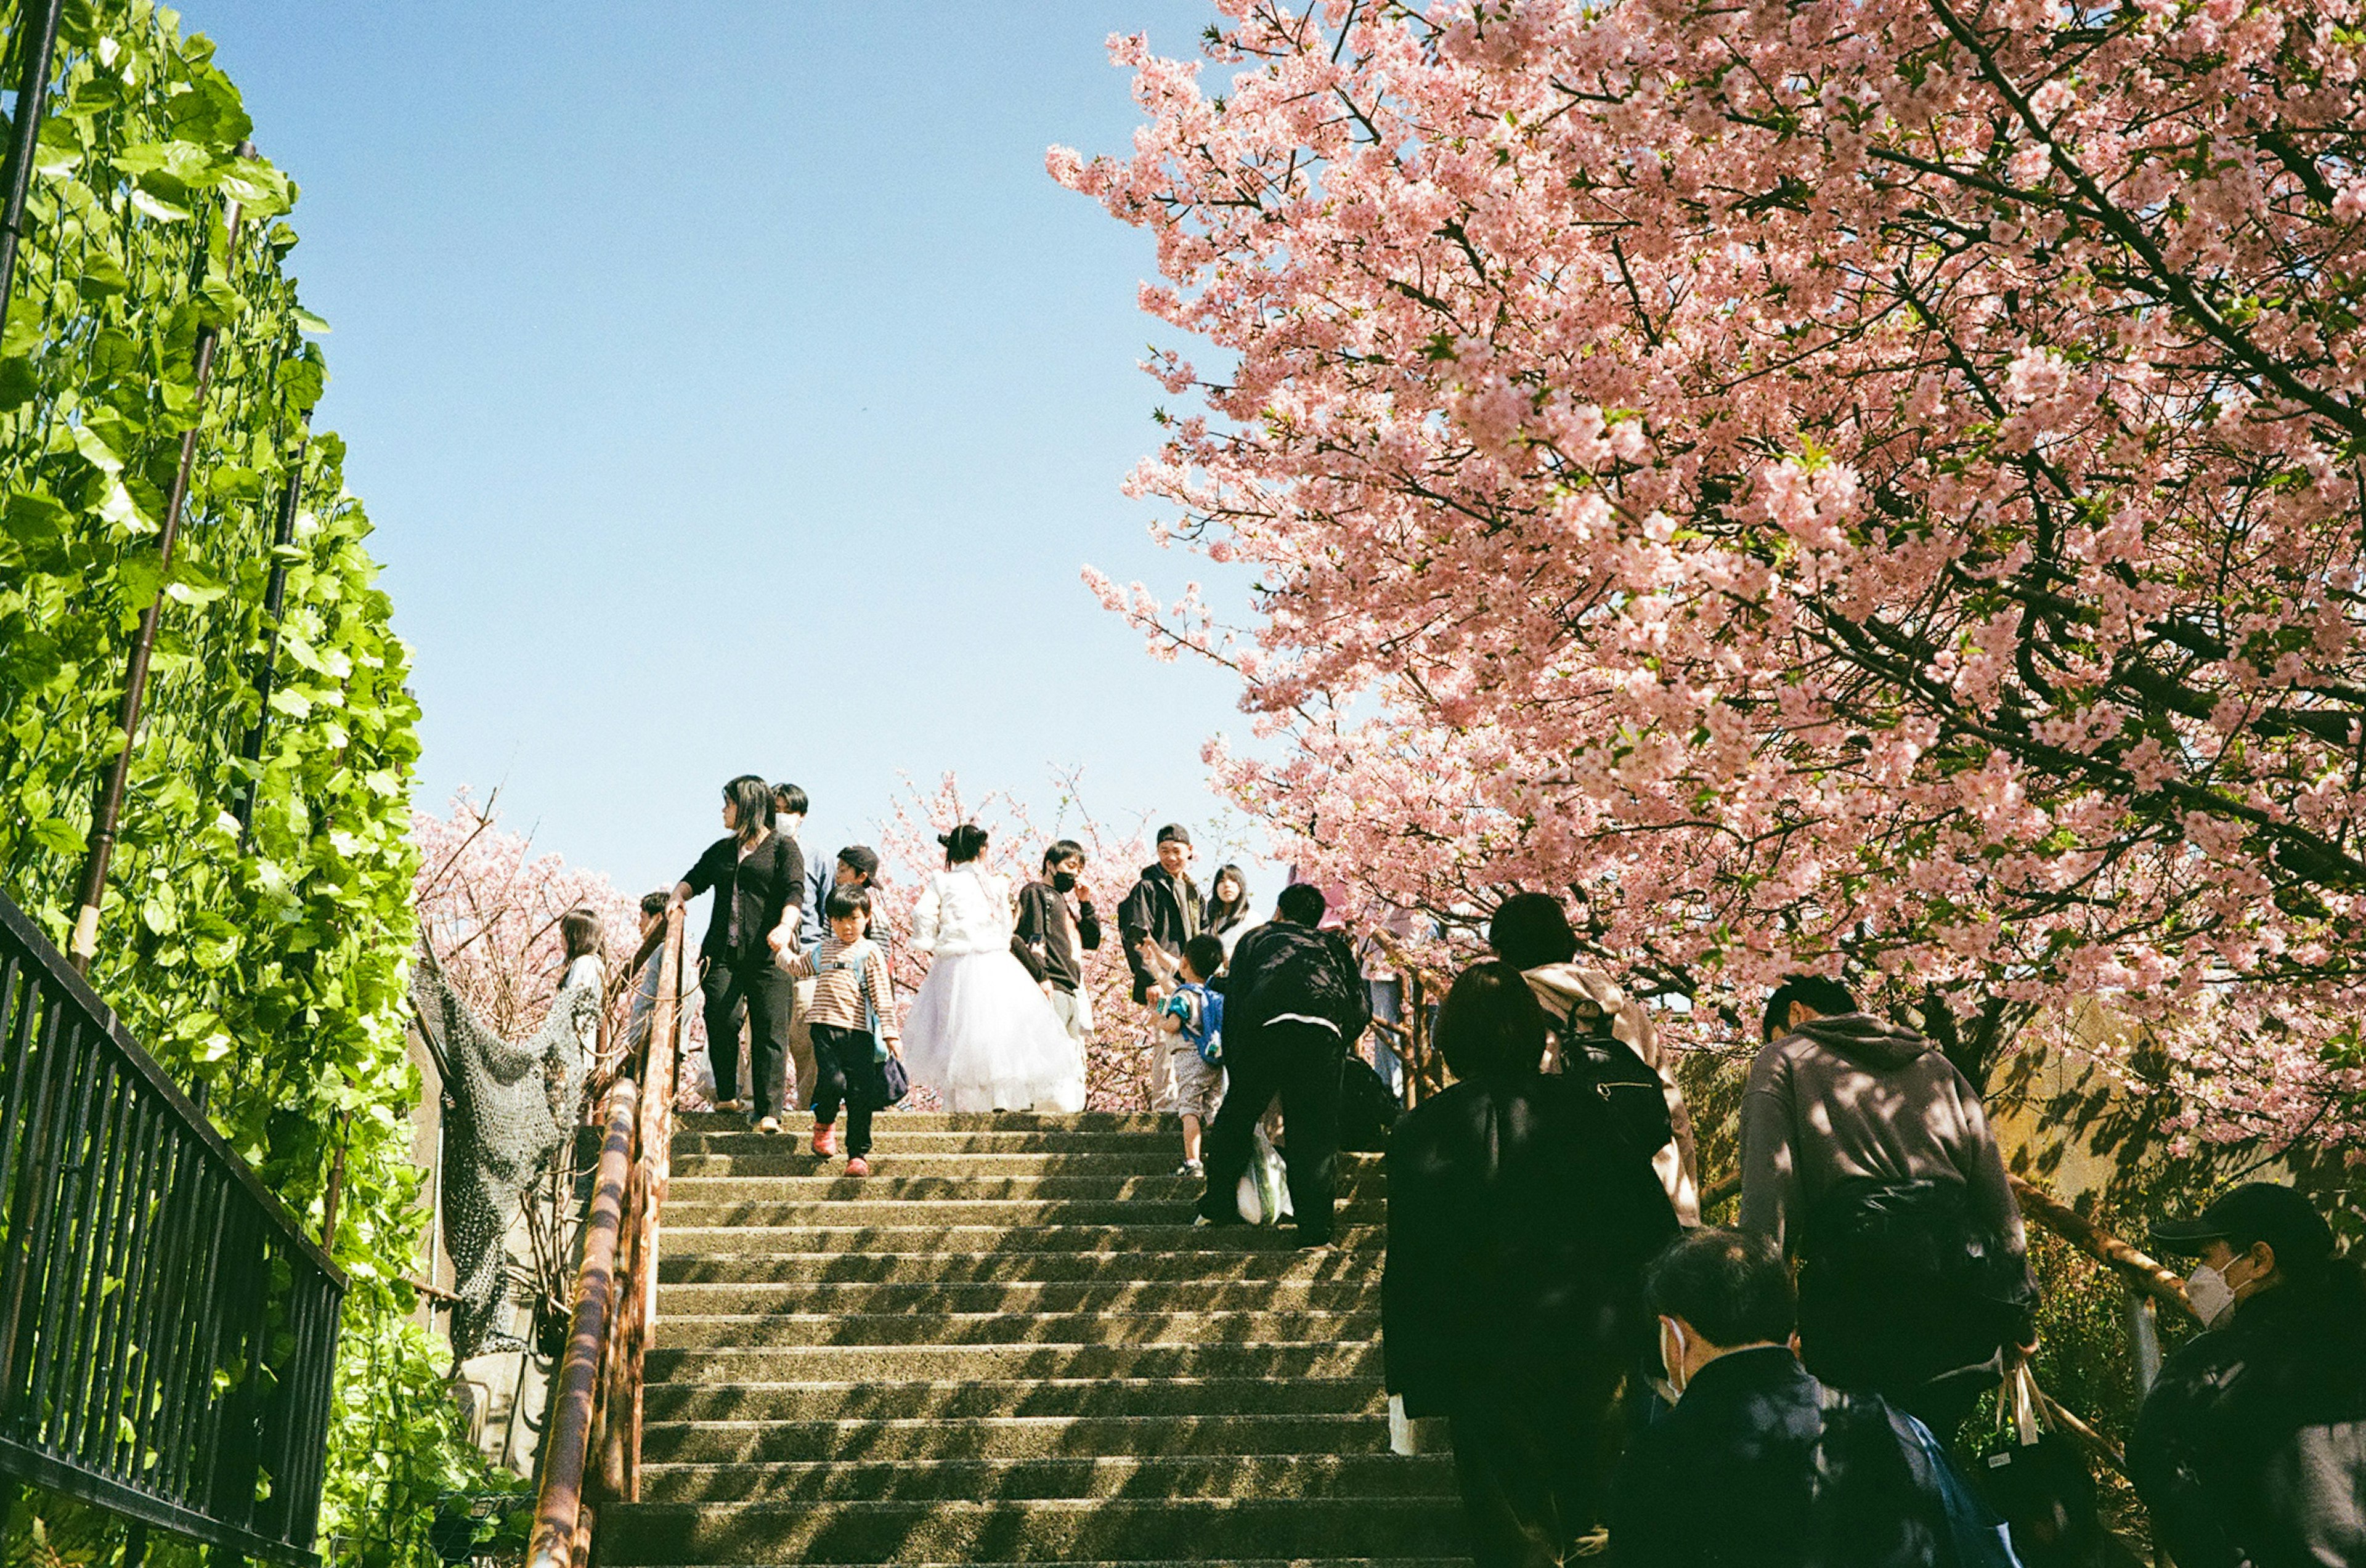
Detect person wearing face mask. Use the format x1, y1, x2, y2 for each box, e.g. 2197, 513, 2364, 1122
1016, 840, 1103, 1064
1610, 1227, 1963, 1568
1384, 961, 1678, 1567
2131, 1183, 2366, 1568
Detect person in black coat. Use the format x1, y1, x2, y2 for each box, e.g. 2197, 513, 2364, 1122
671, 774, 805, 1129
1117, 824, 1205, 1005
1611, 1228, 1956, 1568
1385, 959, 1680, 1568
1194, 882, 1369, 1245
2131, 1183, 2366, 1568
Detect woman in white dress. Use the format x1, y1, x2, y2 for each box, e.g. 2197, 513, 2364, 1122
902, 824, 1087, 1113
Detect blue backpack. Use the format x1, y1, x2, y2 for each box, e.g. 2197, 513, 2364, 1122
1168, 982, 1225, 1065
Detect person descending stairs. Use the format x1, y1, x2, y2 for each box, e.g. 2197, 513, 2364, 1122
595, 1108, 1470, 1566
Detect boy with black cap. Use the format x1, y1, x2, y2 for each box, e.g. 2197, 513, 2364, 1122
2132, 1182, 2366, 1568
1119, 824, 1205, 1005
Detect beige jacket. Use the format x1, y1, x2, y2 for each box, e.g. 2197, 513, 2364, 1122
1522, 963, 1701, 1224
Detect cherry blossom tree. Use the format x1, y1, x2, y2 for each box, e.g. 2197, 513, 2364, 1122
1053, 0, 2366, 1147
412, 790, 644, 1046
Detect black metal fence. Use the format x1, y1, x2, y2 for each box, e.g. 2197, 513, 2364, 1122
0, 892, 345, 1564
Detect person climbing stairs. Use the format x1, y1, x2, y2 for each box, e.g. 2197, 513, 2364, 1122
593, 1108, 1470, 1566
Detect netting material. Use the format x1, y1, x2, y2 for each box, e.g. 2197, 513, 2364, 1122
416, 962, 595, 1359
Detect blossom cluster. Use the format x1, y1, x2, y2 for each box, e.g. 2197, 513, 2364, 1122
1054, 0, 2366, 1147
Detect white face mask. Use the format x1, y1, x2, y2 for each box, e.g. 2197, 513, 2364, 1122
2185, 1261, 2240, 1329
1659, 1318, 1690, 1397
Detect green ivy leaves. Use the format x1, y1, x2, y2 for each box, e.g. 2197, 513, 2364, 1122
0, 6, 482, 1563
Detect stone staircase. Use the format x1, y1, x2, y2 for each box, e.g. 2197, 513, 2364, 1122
596, 1110, 1469, 1567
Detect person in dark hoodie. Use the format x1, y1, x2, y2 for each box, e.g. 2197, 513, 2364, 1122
1196, 882, 1368, 1246
2131, 1182, 2366, 1568
1740, 975, 2035, 1434
1118, 823, 1205, 1005
1388, 959, 1679, 1568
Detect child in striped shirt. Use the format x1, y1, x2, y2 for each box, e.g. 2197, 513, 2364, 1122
779, 886, 900, 1177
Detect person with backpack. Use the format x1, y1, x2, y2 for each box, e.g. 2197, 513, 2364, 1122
1489, 893, 1700, 1224
1194, 883, 1369, 1247
1740, 975, 2036, 1436
1386, 961, 1678, 1568
1612, 1227, 1990, 1568
1153, 933, 1229, 1177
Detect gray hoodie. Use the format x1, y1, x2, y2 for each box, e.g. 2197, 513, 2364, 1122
1738, 1013, 2026, 1259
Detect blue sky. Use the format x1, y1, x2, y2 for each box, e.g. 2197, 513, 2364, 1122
194, 1, 1281, 900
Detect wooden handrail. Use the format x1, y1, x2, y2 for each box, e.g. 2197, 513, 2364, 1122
526, 903, 690, 1566
2008, 1174, 2197, 1321
527, 1074, 636, 1568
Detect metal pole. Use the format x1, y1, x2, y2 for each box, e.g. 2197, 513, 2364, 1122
232, 408, 312, 842
69, 165, 253, 972
0, 0, 70, 328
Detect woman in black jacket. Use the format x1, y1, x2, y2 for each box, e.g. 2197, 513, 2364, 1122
1385, 960, 1679, 1568
672, 774, 807, 1129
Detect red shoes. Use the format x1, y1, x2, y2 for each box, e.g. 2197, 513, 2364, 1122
844, 1156, 871, 1178
811, 1121, 836, 1157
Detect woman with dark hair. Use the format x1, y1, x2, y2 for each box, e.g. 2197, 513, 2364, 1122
1384, 959, 1679, 1568
1487, 890, 1701, 1224
672, 774, 806, 1129
901, 824, 1085, 1112
1204, 864, 1253, 957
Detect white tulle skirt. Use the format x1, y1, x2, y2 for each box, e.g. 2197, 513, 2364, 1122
901, 949, 1087, 1113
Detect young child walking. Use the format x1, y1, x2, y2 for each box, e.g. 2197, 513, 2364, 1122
779, 886, 900, 1177
1155, 934, 1229, 1177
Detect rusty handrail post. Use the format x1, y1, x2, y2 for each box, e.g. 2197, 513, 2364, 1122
527, 1074, 637, 1568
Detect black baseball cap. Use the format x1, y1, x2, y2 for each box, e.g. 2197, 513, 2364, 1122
1156, 824, 1192, 847
2149, 1182, 2336, 1265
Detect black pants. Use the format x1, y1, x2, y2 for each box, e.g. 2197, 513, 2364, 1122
1196, 1020, 1346, 1243
810, 1022, 880, 1158
1446, 1367, 1622, 1568
702, 957, 795, 1121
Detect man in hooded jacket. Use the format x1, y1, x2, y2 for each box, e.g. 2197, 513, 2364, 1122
1739, 975, 2035, 1433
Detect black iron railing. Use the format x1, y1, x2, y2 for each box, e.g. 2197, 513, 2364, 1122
0, 892, 346, 1564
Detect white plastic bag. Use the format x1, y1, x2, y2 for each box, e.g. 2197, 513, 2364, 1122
1235, 1121, 1294, 1224
1388, 1394, 1445, 1456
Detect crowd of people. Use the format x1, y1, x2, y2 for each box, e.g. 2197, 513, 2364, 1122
551, 772, 2364, 1568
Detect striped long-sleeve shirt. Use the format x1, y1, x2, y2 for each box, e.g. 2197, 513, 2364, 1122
781, 935, 898, 1045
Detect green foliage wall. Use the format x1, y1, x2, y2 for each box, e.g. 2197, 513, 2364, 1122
0, 4, 487, 1561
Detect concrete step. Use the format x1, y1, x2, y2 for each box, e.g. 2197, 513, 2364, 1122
657, 1311, 1380, 1349
595, 1498, 1471, 1564
661, 1224, 1381, 1257
660, 1249, 1381, 1287
677, 1111, 1171, 1133
672, 1130, 1185, 1157
656, 1279, 1375, 1315
670, 1152, 1208, 1178
641, 1413, 1394, 1464
636, 1453, 1458, 1504
661, 1200, 1385, 1229
641, 1378, 1386, 1424
612, 1561, 1464, 1568
664, 1174, 1384, 1202
643, 1341, 1382, 1384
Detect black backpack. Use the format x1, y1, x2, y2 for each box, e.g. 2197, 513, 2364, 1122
1545, 1004, 1673, 1158
1338, 1054, 1401, 1151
